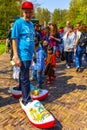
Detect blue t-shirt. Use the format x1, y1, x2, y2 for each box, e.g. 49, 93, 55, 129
11, 18, 35, 61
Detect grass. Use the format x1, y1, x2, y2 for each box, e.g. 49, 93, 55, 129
0, 43, 6, 55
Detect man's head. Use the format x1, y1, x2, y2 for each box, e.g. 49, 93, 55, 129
68, 25, 74, 33
66, 21, 70, 27
22, 1, 34, 22
76, 22, 81, 30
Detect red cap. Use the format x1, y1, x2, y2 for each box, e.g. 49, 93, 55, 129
22, 1, 34, 9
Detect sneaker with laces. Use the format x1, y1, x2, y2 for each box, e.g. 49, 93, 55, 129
67, 65, 70, 69
66, 64, 70, 69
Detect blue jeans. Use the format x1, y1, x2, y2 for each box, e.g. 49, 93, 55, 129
19, 61, 31, 104
53, 46, 57, 55
75, 46, 86, 68
32, 70, 43, 88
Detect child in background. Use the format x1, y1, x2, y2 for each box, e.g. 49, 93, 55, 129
42, 40, 48, 59
44, 45, 56, 85
32, 41, 45, 88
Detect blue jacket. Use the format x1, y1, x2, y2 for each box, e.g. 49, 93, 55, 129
33, 47, 45, 70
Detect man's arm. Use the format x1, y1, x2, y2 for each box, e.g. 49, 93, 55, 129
12, 39, 21, 67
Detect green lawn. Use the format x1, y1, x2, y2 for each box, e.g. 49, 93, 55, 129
0, 43, 6, 55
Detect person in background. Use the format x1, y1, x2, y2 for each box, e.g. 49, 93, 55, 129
63, 25, 76, 68
48, 23, 61, 55
11, 1, 35, 106
6, 22, 13, 61
44, 45, 56, 85
58, 27, 65, 61
44, 26, 50, 41
74, 24, 87, 72
34, 23, 41, 41
42, 40, 48, 59
31, 41, 45, 88
64, 21, 71, 35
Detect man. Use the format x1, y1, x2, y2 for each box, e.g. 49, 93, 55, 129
6, 22, 13, 57
64, 21, 71, 35
74, 24, 86, 72
11, 1, 35, 105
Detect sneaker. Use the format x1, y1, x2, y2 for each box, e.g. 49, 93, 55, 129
76, 67, 80, 72
67, 65, 70, 69
10, 60, 15, 66
66, 64, 68, 67
66, 64, 70, 69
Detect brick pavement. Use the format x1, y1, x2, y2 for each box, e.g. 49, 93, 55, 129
0, 53, 87, 130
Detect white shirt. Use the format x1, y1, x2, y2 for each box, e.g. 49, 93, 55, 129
63, 31, 76, 52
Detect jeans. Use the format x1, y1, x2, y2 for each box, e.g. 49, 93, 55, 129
19, 61, 31, 104
32, 70, 43, 88
53, 46, 57, 55
75, 46, 86, 68
58, 44, 64, 53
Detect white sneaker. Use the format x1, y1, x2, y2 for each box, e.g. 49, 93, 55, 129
66, 64, 68, 67
66, 64, 70, 69
10, 60, 15, 66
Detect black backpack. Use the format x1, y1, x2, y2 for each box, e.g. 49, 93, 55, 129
77, 32, 87, 47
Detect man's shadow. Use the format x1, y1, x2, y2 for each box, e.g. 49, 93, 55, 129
0, 87, 19, 107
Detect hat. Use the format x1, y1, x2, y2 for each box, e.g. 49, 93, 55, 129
22, 1, 34, 9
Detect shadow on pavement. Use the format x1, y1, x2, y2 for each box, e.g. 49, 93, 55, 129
0, 87, 19, 107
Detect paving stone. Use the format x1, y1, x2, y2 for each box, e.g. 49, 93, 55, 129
0, 53, 87, 130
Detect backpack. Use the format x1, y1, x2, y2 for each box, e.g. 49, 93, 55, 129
77, 32, 87, 47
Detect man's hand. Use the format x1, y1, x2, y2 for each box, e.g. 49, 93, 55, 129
33, 56, 37, 63
14, 56, 22, 67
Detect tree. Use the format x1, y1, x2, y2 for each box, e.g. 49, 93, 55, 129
67, 0, 87, 25
52, 9, 68, 28
0, 0, 22, 39
35, 7, 51, 26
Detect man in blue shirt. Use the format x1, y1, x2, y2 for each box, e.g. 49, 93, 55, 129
12, 1, 35, 105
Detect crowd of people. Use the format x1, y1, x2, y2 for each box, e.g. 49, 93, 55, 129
6, 1, 87, 106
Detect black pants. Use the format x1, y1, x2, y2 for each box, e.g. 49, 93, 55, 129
64, 51, 72, 66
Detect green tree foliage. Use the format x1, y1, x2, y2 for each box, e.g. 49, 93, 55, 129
52, 9, 60, 25
52, 9, 68, 28
51, 0, 87, 27
67, 0, 87, 25
35, 7, 51, 26
0, 0, 22, 39
0, 0, 87, 39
